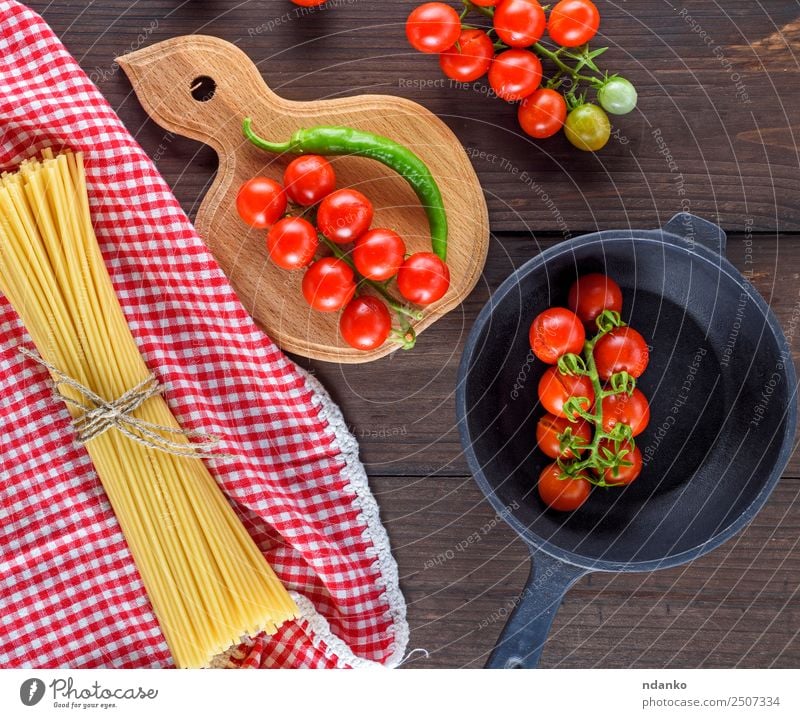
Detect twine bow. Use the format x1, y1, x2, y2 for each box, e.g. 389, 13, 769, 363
19, 347, 232, 460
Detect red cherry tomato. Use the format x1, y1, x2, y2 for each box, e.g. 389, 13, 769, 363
267, 216, 319, 270
339, 296, 392, 351
283, 155, 336, 206
594, 326, 650, 380
397, 252, 450, 305
291, 0, 327, 6
601, 388, 650, 437
439, 29, 495, 82
529, 307, 585, 364
547, 0, 600, 48
538, 462, 592, 511
301, 257, 356, 312
536, 413, 592, 459
538, 366, 595, 419
471, 0, 499, 5
493, 0, 546, 48
568, 273, 623, 328
597, 440, 642, 485
316, 188, 373, 243
488, 49, 542, 102
518, 88, 568, 139
236, 177, 286, 229
406, 2, 462, 54
353, 228, 406, 281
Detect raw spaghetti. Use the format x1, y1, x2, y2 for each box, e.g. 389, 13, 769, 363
0, 150, 298, 668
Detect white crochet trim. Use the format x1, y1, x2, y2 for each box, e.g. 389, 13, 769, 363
298, 368, 410, 669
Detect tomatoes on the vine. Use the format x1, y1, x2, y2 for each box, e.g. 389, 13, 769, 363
353, 228, 406, 281
267, 216, 318, 270
493, 0, 546, 48
529, 307, 585, 364
397, 252, 450, 305
488, 49, 542, 102
439, 29, 495, 82
340, 296, 392, 351
594, 326, 650, 380
598, 76, 638, 116
405, 2, 462, 54
598, 440, 642, 485
601, 388, 650, 437
518, 88, 567, 139
564, 103, 611, 152
538, 367, 595, 419
236, 177, 286, 229
291, 0, 327, 6
283, 155, 336, 206
536, 413, 592, 459
568, 273, 623, 327
301, 257, 356, 312
538, 462, 592, 511
317, 188, 373, 243
547, 0, 600, 48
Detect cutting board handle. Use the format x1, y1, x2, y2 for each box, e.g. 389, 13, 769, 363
118, 35, 289, 156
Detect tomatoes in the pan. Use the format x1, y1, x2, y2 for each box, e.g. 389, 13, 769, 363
568, 273, 623, 327
538, 367, 595, 419
601, 388, 650, 437
536, 413, 592, 459
594, 326, 650, 380
538, 462, 592, 511
529, 307, 585, 364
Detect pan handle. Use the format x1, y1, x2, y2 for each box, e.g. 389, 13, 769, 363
662, 212, 727, 257
485, 550, 589, 669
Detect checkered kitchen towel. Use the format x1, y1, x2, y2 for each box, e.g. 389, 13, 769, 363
0, 1, 407, 668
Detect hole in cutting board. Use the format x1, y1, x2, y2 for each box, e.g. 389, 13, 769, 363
190, 76, 216, 102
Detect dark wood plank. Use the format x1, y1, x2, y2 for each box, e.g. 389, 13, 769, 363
373, 475, 800, 668
27, 0, 800, 232
299, 233, 800, 478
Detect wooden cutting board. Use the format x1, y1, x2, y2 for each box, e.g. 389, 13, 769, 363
118, 35, 489, 363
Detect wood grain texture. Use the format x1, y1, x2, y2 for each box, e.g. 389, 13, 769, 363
30, 0, 800, 233
118, 34, 488, 363
374, 475, 800, 668
23, 0, 800, 669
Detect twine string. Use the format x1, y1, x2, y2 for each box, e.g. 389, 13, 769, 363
19, 346, 232, 460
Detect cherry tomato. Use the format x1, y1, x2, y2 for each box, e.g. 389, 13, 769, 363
353, 228, 406, 281
397, 252, 450, 305
317, 188, 373, 243
302, 257, 356, 312
518, 88, 567, 139
291, 0, 327, 6
283, 155, 336, 206
471, 0, 499, 5
236, 177, 286, 229
406, 2, 462, 54
267, 216, 319, 270
547, 0, 600, 48
536, 413, 592, 459
568, 273, 623, 327
340, 296, 392, 351
597, 440, 642, 485
598, 76, 638, 115
538, 366, 595, 419
564, 103, 611, 152
439, 29, 495, 82
601, 388, 650, 437
538, 462, 592, 511
488, 49, 542, 102
529, 307, 585, 364
493, 0, 546, 48
594, 327, 650, 380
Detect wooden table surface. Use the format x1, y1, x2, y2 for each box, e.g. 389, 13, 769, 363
28, 0, 800, 668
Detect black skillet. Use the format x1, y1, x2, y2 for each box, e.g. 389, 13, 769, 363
456, 213, 797, 668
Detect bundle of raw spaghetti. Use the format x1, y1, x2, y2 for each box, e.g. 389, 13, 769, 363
0, 150, 297, 668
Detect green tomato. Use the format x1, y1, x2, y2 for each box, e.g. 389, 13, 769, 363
598, 77, 638, 115
564, 104, 611, 152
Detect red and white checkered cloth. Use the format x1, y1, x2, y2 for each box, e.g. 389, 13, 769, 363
0, 1, 407, 669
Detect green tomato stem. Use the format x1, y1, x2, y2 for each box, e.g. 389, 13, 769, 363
532, 42, 603, 87
557, 312, 637, 486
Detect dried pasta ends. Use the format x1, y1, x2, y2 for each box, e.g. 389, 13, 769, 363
0, 150, 298, 668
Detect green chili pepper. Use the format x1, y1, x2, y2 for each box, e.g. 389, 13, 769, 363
242, 118, 448, 262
